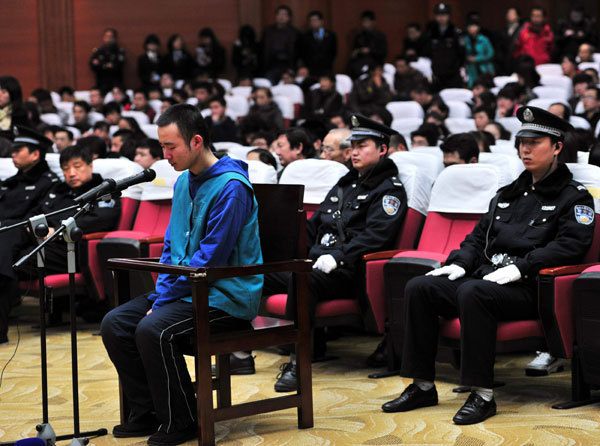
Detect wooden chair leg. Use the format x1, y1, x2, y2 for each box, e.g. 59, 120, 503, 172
295, 272, 314, 429
216, 354, 231, 408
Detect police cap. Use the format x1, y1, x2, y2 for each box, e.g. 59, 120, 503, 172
11, 125, 52, 152
515, 106, 573, 140
434, 2, 451, 15
347, 114, 398, 144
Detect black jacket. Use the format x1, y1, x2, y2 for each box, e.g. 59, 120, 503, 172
0, 160, 59, 226
426, 21, 464, 79
209, 116, 240, 143
89, 44, 125, 90
447, 163, 595, 281
38, 173, 121, 234
300, 28, 337, 76
307, 158, 407, 270
137, 52, 162, 88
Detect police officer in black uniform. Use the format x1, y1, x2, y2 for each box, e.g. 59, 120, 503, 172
90, 28, 126, 91
0, 144, 121, 344
267, 115, 408, 392
382, 106, 595, 424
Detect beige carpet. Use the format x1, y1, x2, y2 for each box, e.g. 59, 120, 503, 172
1, 297, 599, 446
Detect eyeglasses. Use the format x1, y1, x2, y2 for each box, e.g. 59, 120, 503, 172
321, 145, 339, 154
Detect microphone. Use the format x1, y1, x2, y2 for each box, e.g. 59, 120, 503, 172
73, 178, 116, 204
114, 168, 156, 193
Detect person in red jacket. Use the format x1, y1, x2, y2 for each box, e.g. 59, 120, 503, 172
513, 6, 554, 66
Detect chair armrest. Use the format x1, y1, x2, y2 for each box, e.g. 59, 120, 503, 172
363, 250, 407, 261
139, 235, 165, 244
107, 258, 312, 279
82, 231, 109, 240
538, 263, 599, 277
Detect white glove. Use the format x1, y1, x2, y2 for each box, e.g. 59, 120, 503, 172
426, 264, 466, 281
482, 264, 521, 285
313, 254, 337, 274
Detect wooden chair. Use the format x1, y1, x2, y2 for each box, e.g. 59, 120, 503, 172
107, 183, 313, 446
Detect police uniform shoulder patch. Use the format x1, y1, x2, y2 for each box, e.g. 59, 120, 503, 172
577, 185, 587, 191
574, 205, 594, 225
98, 199, 115, 208
382, 195, 401, 216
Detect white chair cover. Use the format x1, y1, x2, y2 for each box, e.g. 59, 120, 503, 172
92, 158, 143, 199
570, 116, 591, 130
335, 74, 353, 97
391, 117, 422, 135
536, 64, 563, 77
478, 152, 525, 187
40, 113, 63, 126
540, 75, 573, 93
253, 78, 272, 88
225, 95, 249, 119
51, 91, 61, 105
390, 151, 443, 184
410, 57, 432, 79
122, 110, 150, 126
527, 98, 555, 110
440, 88, 473, 103
428, 164, 501, 213
278, 159, 348, 204
89, 111, 105, 125
445, 118, 476, 134
271, 84, 304, 105
274, 95, 294, 120
493, 75, 518, 88
446, 100, 472, 118
141, 124, 159, 139
74, 91, 91, 102
140, 159, 182, 201
65, 126, 81, 140
498, 117, 521, 137
148, 99, 162, 115
217, 79, 232, 92
532, 86, 569, 102
410, 146, 443, 158
490, 145, 519, 157
567, 163, 600, 211
186, 97, 199, 106
394, 162, 433, 216
578, 62, 600, 72
246, 159, 277, 184
45, 153, 64, 180
383, 63, 396, 75
386, 101, 424, 119
231, 86, 253, 99
0, 158, 18, 181
577, 151, 590, 164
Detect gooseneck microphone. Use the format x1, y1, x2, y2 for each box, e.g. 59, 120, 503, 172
114, 168, 157, 193
73, 178, 116, 204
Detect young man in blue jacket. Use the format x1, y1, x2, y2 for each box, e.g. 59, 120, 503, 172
101, 104, 263, 446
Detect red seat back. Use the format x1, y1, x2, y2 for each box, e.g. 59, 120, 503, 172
416, 212, 482, 255
117, 197, 140, 231
131, 199, 172, 235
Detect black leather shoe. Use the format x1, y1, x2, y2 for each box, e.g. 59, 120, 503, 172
452, 392, 497, 425
382, 383, 438, 413
211, 354, 256, 376
147, 424, 197, 446
274, 361, 296, 392
366, 337, 388, 368
113, 415, 158, 438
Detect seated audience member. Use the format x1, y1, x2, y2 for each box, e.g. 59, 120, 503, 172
582, 68, 599, 86
58, 86, 75, 102
388, 133, 408, 154
265, 115, 408, 391
474, 106, 494, 131
441, 133, 479, 167
403, 22, 427, 61
577, 86, 600, 130
577, 42, 595, 63
93, 121, 110, 144
569, 73, 593, 111
242, 87, 285, 133
368, 106, 394, 127
118, 117, 146, 139
111, 85, 131, 109
1, 142, 120, 344
89, 87, 105, 113
159, 72, 175, 97
320, 128, 352, 166
77, 135, 108, 159
159, 97, 177, 117
207, 97, 240, 143
134, 138, 163, 169
100, 104, 262, 444
170, 89, 188, 104
246, 148, 278, 170
73, 100, 92, 133
474, 91, 497, 112
411, 123, 440, 147
249, 131, 274, 150
393, 55, 427, 101
382, 106, 594, 425
348, 64, 392, 115
300, 119, 328, 154
560, 54, 578, 80
496, 85, 519, 118
307, 73, 343, 120
484, 121, 511, 141
329, 112, 350, 129
147, 86, 162, 101
30, 88, 61, 118
110, 129, 134, 155
191, 81, 213, 110
548, 103, 571, 121
103, 101, 122, 125
424, 110, 449, 138
54, 128, 74, 153
409, 83, 436, 112
274, 127, 315, 178
132, 88, 156, 123
589, 142, 600, 167
471, 75, 495, 102
470, 130, 494, 152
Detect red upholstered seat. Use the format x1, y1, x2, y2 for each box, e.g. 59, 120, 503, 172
315, 299, 361, 318
440, 318, 544, 342
20, 272, 86, 291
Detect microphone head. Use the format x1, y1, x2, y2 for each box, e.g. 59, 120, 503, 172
144, 168, 157, 181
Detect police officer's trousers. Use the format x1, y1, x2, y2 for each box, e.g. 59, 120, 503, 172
400, 275, 537, 388
100, 295, 249, 433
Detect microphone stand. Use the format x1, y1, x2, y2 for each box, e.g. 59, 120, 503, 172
0, 196, 112, 446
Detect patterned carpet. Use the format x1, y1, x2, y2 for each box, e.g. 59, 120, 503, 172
1, 297, 600, 446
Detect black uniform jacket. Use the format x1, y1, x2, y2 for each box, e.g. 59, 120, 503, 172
0, 160, 59, 226
36, 173, 121, 235
447, 163, 595, 281
307, 158, 407, 271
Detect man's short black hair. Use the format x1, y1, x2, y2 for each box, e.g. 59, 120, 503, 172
104, 27, 118, 38
77, 135, 107, 159
90, 86, 105, 96
103, 101, 122, 116
156, 103, 211, 150
93, 121, 109, 132
74, 100, 91, 113
407, 22, 421, 31
58, 86, 74, 96
54, 127, 74, 141
307, 10, 323, 20
573, 73, 593, 86
441, 133, 479, 162
473, 105, 494, 120
191, 81, 212, 92
275, 5, 292, 16
531, 5, 546, 16
389, 133, 407, 150
209, 96, 226, 107
133, 88, 148, 98
550, 102, 571, 120
60, 144, 93, 167
248, 148, 277, 170
410, 82, 433, 95
361, 10, 375, 20
472, 74, 495, 90
113, 129, 133, 140
411, 123, 439, 146
137, 138, 164, 159
497, 85, 519, 101
585, 86, 600, 99
281, 128, 315, 159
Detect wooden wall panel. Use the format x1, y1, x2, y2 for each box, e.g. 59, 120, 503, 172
72, 0, 240, 90
0, 0, 40, 97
